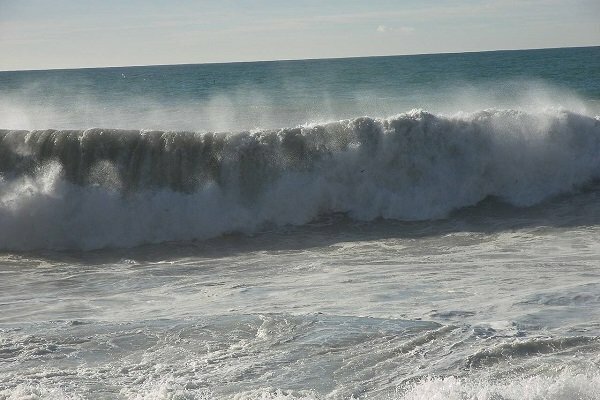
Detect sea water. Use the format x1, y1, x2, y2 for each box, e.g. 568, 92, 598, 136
1, 46, 600, 399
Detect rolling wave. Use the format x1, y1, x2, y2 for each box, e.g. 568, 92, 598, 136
1, 108, 599, 250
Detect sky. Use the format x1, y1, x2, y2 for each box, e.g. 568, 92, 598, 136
0, 0, 599, 71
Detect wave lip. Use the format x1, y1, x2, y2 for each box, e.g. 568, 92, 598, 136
1, 108, 599, 250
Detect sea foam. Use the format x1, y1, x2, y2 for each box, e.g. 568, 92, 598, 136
2, 369, 600, 400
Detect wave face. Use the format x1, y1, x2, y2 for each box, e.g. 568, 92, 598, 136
1, 108, 599, 250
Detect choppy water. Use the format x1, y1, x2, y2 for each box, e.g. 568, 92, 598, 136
1, 46, 600, 399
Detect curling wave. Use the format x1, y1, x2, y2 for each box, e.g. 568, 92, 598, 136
1, 108, 599, 250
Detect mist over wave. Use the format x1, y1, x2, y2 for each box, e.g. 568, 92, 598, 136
1, 108, 599, 250
0, 80, 595, 133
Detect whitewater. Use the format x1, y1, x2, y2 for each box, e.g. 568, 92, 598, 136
1, 46, 600, 399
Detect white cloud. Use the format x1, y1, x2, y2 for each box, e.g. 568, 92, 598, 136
377, 25, 414, 34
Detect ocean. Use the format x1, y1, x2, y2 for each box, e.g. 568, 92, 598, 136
1, 46, 600, 399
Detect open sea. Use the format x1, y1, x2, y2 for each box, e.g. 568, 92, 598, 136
1, 46, 600, 399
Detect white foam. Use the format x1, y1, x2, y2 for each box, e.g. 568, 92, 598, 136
3, 369, 600, 399
399, 369, 600, 400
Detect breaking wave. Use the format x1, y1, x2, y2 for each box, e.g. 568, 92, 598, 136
1, 108, 599, 250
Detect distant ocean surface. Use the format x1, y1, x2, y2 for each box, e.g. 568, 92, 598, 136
1, 46, 600, 399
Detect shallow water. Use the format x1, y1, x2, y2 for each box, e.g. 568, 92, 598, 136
3, 193, 600, 398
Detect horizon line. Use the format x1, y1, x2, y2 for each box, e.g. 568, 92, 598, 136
1, 44, 598, 73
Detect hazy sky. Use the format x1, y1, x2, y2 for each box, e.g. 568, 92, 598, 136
1, 0, 598, 71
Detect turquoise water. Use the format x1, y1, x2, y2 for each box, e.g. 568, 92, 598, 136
1, 46, 598, 131
1, 47, 600, 399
